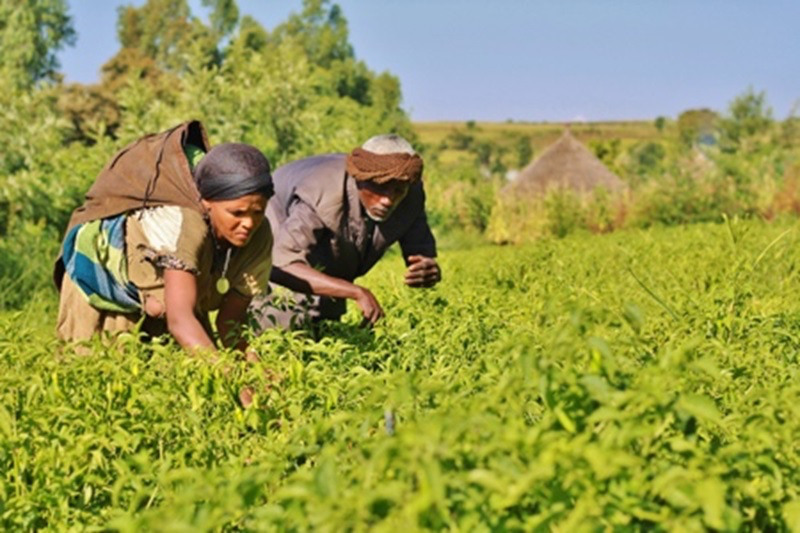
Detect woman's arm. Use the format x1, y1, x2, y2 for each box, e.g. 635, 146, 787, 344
164, 269, 216, 351
216, 290, 252, 351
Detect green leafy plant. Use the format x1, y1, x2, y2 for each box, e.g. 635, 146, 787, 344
5, 219, 800, 530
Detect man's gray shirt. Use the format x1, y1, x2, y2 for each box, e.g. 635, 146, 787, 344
265, 153, 436, 319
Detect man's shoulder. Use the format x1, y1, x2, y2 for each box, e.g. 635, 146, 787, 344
278, 154, 347, 213
274, 153, 347, 185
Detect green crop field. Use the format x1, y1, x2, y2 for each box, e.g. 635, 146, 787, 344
2, 1, 798, 529
4, 218, 800, 530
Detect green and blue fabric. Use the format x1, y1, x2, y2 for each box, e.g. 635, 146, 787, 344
61, 214, 140, 312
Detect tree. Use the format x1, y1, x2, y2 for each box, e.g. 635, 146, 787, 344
115, 0, 217, 73
0, 1, 76, 173
57, 82, 120, 143
474, 141, 492, 167
51, 0, 411, 159
447, 130, 474, 150
202, 0, 238, 40
65, 0, 228, 143
272, 0, 353, 68
591, 138, 621, 167
781, 106, 799, 149
99, 47, 169, 94
677, 108, 718, 148
515, 135, 533, 168
270, 0, 378, 105
626, 141, 666, 185
228, 14, 266, 53
719, 88, 773, 153
0, 0, 76, 88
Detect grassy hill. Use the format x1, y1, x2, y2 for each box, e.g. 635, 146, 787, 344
413, 120, 672, 169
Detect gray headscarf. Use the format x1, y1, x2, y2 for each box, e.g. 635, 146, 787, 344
194, 143, 273, 200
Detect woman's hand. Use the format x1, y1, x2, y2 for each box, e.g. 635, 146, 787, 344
217, 290, 252, 351
239, 350, 283, 408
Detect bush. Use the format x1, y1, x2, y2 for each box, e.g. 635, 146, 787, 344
0, 222, 60, 310
425, 163, 498, 235
487, 188, 627, 243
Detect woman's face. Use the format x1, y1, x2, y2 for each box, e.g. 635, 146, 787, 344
202, 193, 268, 247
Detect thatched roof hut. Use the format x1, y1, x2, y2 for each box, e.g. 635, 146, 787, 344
504, 130, 625, 196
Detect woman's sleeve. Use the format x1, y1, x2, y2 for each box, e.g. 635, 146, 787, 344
127, 206, 208, 285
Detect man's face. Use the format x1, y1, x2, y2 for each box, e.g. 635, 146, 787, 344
202, 193, 268, 247
356, 179, 410, 222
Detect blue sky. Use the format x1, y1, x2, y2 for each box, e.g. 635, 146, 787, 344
58, 1, 800, 122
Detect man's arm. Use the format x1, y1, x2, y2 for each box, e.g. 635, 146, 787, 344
398, 200, 441, 288
271, 262, 384, 325
271, 200, 384, 325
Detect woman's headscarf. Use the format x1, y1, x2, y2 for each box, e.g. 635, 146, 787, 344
195, 143, 274, 201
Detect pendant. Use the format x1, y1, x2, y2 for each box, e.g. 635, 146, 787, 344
216, 277, 230, 295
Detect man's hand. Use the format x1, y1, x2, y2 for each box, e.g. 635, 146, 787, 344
404, 255, 441, 288
355, 285, 384, 326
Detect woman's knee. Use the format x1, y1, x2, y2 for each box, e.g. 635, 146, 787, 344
142, 294, 165, 318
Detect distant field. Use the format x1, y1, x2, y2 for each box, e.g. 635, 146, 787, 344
414, 120, 668, 146
413, 120, 672, 168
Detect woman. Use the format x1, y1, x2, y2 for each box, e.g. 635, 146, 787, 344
54, 121, 273, 353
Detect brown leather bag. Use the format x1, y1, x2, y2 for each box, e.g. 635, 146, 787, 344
54, 120, 211, 289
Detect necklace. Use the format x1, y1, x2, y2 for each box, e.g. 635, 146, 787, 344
209, 228, 233, 295
216, 246, 232, 295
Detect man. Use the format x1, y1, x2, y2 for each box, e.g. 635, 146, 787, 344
251, 134, 441, 330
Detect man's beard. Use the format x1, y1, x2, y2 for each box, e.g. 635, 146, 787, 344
365, 208, 391, 222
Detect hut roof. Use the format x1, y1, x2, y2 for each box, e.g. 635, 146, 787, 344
504, 131, 625, 196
